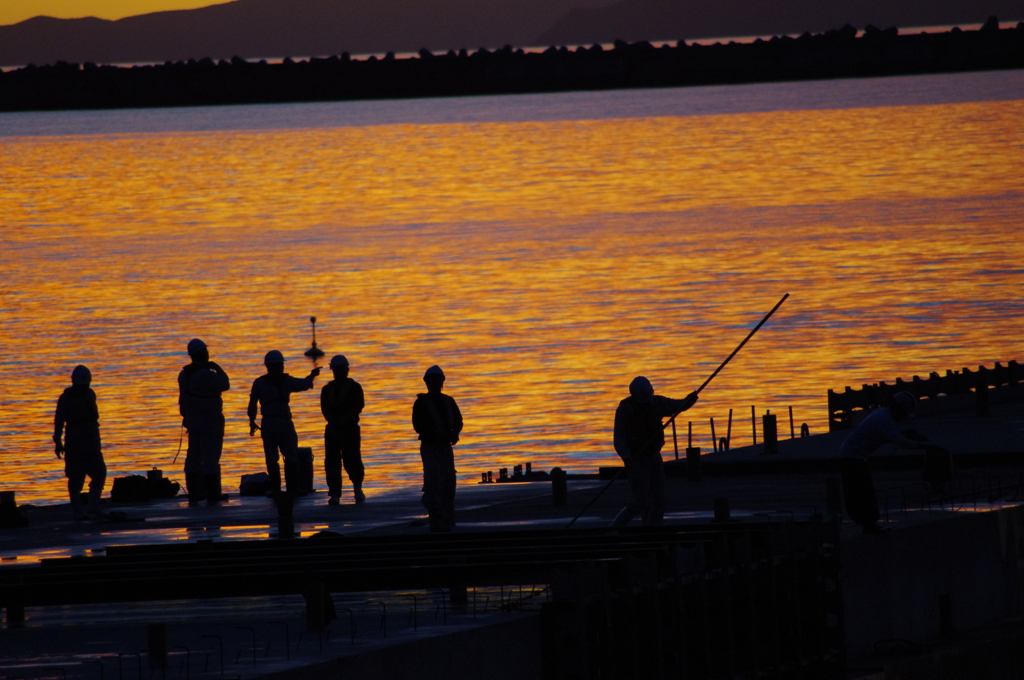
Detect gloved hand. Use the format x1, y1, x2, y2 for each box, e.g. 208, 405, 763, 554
53, 436, 64, 458
249, 420, 259, 437
681, 391, 699, 410
309, 367, 321, 379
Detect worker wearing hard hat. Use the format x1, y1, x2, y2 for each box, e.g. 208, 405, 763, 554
612, 376, 698, 527
178, 338, 231, 505
412, 365, 463, 532
321, 354, 366, 506
839, 391, 947, 534
247, 350, 321, 496
53, 365, 107, 520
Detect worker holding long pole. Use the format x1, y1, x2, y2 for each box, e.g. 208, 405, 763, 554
571, 293, 790, 529
611, 378, 698, 526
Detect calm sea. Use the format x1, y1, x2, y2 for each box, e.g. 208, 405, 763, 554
2, 71, 1023, 505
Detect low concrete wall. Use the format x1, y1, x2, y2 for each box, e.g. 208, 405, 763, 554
843, 505, 1024, 658
256, 614, 542, 680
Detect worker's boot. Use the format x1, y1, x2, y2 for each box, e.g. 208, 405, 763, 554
87, 479, 106, 519
266, 462, 282, 496
186, 472, 205, 505
204, 474, 227, 505
69, 481, 87, 520
284, 462, 302, 496
353, 483, 366, 504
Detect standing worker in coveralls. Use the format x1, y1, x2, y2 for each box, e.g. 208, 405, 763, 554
412, 365, 463, 532
612, 376, 698, 527
53, 365, 107, 520
321, 354, 366, 506
247, 350, 320, 495
178, 338, 230, 505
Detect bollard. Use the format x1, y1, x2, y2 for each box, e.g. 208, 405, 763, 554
277, 492, 295, 539
713, 497, 730, 522
825, 478, 842, 518
148, 623, 168, 670
303, 571, 327, 633
551, 468, 567, 506
762, 413, 778, 455
800, 423, 810, 438
975, 372, 990, 417
686, 447, 701, 482
719, 437, 729, 452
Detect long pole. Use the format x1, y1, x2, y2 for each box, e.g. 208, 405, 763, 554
565, 293, 790, 528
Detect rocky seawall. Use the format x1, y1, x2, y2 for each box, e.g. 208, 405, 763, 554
1, 20, 1023, 112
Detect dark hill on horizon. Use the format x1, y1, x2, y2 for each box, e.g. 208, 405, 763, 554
0, 0, 608, 67
1, 0, 1021, 68
539, 0, 1024, 46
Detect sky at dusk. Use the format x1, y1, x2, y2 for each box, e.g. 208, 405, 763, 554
2, 0, 218, 25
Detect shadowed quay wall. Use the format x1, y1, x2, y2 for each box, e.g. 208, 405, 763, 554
842, 504, 1024, 658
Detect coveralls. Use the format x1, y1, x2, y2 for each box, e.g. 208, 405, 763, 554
178, 361, 230, 502
838, 406, 924, 528
412, 391, 463, 531
612, 393, 695, 526
54, 385, 106, 517
247, 372, 316, 493
321, 377, 365, 501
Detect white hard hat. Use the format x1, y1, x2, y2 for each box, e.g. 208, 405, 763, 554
329, 355, 349, 369
264, 350, 285, 365
424, 365, 445, 379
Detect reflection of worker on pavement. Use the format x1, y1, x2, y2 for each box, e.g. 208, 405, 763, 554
612, 376, 698, 527
247, 350, 320, 495
839, 391, 945, 534
53, 365, 107, 520
321, 354, 365, 506
178, 338, 230, 505
412, 365, 463, 532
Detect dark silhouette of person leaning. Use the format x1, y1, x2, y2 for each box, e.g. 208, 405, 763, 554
412, 365, 463, 532
839, 391, 944, 534
247, 350, 320, 495
53, 365, 107, 520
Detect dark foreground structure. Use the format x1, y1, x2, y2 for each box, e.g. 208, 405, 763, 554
1, 20, 1022, 112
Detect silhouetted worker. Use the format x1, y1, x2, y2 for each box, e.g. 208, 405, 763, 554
247, 350, 320, 495
839, 391, 944, 534
53, 365, 107, 520
412, 365, 463, 532
612, 376, 698, 527
321, 354, 366, 506
178, 338, 231, 505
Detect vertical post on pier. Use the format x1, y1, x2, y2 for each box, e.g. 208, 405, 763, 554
975, 366, 990, 417
788, 406, 795, 439
551, 468, 567, 506
750, 405, 757, 446
148, 623, 168, 671
687, 446, 701, 482
762, 412, 778, 455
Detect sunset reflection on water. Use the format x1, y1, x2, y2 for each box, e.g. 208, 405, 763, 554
2, 98, 1022, 504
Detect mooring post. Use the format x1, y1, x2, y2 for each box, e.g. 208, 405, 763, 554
147, 623, 168, 672
276, 493, 295, 539
713, 497, 730, 522
551, 467, 567, 506
686, 446, 701, 482
762, 412, 778, 455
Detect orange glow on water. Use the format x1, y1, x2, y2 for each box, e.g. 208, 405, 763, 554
2, 99, 1022, 504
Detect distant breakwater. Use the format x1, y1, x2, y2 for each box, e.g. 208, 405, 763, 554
1, 20, 1023, 113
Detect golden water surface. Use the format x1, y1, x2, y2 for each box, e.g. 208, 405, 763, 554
2, 99, 1023, 504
